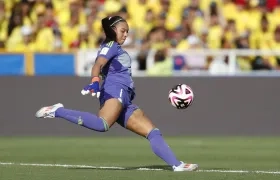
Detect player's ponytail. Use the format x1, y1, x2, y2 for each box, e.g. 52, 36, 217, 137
101, 16, 126, 43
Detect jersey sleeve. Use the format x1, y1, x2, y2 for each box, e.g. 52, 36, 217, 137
97, 41, 118, 60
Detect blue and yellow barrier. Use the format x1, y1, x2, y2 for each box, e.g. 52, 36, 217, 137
0, 52, 76, 76
0, 53, 25, 75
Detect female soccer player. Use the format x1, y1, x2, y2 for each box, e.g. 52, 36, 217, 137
35, 16, 198, 172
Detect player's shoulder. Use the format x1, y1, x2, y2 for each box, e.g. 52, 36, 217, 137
98, 41, 120, 56
103, 41, 120, 49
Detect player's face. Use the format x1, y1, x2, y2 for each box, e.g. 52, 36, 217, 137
114, 21, 129, 45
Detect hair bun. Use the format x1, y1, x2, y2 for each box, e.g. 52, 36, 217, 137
101, 17, 110, 28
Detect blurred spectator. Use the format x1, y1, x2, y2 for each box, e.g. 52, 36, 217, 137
183, 35, 207, 70
135, 9, 155, 41
0, 0, 7, 44
169, 26, 188, 50
221, 0, 239, 21
69, 24, 97, 49
205, 1, 226, 49
208, 37, 231, 74
32, 9, 55, 51
235, 33, 252, 71
199, 27, 209, 48
56, 0, 86, 27
127, 0, 148, 31
271, 25, 280, 69
53, 27, 63, 51
182, 0, 204, 19
223, 19, 238, 47
6, 3, 24, 51
208, 55, 230, 74
7, 3, 23, 37
60, 10, 81, 50
0, 0, 280, 72
147, 48, 172, 76
20, 0, 33, 26
249, 13, 278, 69
44, 2, 58, 29
159, 0, 181, 31
249, 14, 273, 50
136, 26, 168, 70
251, 56, 274, 70
12, 25, 35, 52
103, 0, 124, 14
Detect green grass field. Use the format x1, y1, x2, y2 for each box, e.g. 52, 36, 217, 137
0, 136, 279, 180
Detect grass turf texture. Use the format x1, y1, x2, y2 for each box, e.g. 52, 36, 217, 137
0, 136, 279, 180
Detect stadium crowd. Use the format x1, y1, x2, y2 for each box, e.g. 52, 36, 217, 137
0, 0, 280, 72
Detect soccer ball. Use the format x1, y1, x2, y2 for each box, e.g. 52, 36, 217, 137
168, 84, 194, 109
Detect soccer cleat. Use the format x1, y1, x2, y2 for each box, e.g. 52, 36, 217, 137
35, 103, 64, 118
172, 161, 199, 172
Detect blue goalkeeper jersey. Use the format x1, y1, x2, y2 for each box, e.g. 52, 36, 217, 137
96, 41, 134, 90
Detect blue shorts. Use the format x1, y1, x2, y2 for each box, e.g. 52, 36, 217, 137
99, 83, 138, 128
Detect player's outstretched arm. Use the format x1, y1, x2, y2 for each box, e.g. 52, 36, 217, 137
81, 56, 109, 98
91, 56, 108, 78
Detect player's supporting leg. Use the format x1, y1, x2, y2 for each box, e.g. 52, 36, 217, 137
125, 108, 198, 172
35, 99, 122, 132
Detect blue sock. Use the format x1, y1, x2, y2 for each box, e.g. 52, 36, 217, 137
55, 108, 109, 132
147, 128, 181, 166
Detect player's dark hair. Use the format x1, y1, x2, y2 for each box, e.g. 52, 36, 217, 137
101, 16, 126, 43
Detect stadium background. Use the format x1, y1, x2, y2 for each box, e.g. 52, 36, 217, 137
0, 0, 279, 137
1, 0, 280, 75
0, 1, 280, 180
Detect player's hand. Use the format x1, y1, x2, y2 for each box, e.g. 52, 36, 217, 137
81, 77, 100, 98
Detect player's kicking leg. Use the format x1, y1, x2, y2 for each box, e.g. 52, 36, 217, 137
35, 99, 122, 132
124, 107, 199, 172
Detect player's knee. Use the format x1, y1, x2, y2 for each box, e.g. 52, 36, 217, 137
146, 128, 162, 140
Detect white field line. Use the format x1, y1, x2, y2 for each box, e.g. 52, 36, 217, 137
0, 162, 280, 174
